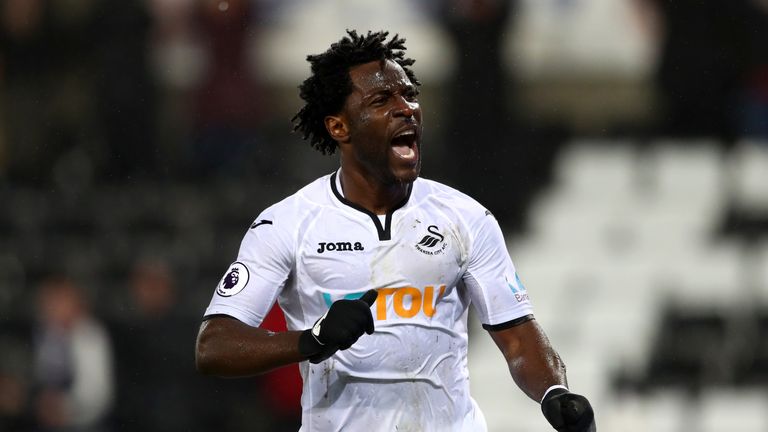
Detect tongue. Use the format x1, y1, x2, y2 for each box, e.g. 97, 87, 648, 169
393, 144, 414, 157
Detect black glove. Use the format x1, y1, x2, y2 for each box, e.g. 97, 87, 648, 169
298, 289, 378, 363
541, 388, 596, 432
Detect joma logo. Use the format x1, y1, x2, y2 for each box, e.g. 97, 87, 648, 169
317, 241, 365, 254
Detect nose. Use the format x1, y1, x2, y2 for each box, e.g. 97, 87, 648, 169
393, 97, 417, 119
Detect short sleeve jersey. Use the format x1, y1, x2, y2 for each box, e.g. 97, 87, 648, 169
204, 171, 533, 432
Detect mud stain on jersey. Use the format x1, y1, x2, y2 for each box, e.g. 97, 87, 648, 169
322, 360, 334, 399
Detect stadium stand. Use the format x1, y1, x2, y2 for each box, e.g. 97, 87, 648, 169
1, 137, 767, 431
469, 138, 768, 432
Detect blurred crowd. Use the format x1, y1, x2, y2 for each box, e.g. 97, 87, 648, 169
1, 0, 767, 195
639, 0, 768, 141
0, 255, 303, 432
0, 0, 272, 186
0, 0, 767, 431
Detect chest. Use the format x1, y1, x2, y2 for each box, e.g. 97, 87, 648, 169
296, 210, 468, 294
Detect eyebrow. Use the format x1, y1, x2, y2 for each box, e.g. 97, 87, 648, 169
362, 83, 416, 101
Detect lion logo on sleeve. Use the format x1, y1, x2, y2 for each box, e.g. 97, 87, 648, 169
216, 262, 249, 297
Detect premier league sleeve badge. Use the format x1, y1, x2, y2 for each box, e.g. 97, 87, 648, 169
216, 262, 250, 297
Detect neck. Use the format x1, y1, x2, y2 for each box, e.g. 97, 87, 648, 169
338, 168, 410, 215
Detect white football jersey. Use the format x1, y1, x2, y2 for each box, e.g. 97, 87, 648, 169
204, 170, 533, 432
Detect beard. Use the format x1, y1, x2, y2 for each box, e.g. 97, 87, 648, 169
356, 147, 420, 186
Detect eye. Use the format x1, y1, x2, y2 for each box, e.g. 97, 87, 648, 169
371, 95, 387, 106
404, 89, 419, 102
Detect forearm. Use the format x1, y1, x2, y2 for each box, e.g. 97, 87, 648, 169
490, 319, 568, 402
195, 316, 306, 377
197, 292, 378, 376
491, 320, 595, 430
506, 339, 567, 402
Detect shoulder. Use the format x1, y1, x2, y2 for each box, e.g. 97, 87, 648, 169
253, 174, 332, 226
411, 178, 504, 247
412, 177, 491, 223
240, 175, 333, 255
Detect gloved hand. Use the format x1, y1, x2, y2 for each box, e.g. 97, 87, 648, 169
541, 388, 596, 432
298, 289, 378, 363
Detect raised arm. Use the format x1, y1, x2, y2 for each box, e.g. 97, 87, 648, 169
488, 318, 595, 432
195, 316, 305, 377
196, 290, 378, 377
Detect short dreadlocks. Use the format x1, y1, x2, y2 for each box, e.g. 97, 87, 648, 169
292, 30, 420, 155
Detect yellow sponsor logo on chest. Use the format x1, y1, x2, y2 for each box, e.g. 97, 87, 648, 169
374, 285, 447, 320
322, 285, 447, 320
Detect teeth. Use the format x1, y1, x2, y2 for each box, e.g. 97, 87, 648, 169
395, 130, 415, 138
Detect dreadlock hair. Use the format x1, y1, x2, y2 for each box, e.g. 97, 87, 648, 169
292, 30, 420, 155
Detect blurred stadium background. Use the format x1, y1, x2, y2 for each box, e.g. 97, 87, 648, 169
1, 0, 767, 431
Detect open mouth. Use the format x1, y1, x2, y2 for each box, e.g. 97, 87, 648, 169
391, 129, 418, 160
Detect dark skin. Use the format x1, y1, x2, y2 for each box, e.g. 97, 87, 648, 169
326, 59, 423, 214
489, 319, 568, 401
195, 59, 567, 403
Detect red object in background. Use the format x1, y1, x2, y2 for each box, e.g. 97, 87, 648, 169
259, 304, 302, 417
751, 66, 768, 100
195, 0, 263, 129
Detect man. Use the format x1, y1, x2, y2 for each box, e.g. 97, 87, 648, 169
33, 276, 114, 431
196, 30, 595, 432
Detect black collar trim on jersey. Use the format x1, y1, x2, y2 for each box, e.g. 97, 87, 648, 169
329, 171, 412, 241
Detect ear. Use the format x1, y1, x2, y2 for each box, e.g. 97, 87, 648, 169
324, 115, 350, 144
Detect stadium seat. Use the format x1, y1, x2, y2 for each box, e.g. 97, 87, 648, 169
698, 389, 768, 432
728, 140, 768, 212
